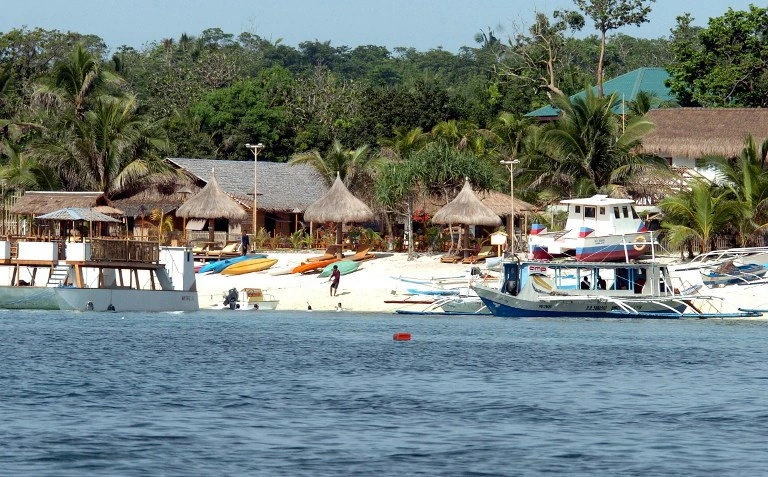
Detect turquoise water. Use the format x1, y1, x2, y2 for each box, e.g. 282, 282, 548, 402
2, 310, 768, 476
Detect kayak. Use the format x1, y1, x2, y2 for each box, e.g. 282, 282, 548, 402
198, 254, 267, 274
220, 258, 278, 275
318, 259, 360, 278
291, 257, 340, 274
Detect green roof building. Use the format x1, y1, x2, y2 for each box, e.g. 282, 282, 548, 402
525, 67, 674, 119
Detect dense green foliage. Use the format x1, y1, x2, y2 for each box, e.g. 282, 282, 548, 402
1, 4, 767, 252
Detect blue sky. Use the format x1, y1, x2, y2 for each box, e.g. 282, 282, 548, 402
1, 0, 761, 53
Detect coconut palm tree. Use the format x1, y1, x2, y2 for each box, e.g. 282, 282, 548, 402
289, 139, 383, 194
35, 96, 172, 195
0, 140, 59, 193
700, 134, 768, 246
659, 180, 740, 255
526, 88, 663, 197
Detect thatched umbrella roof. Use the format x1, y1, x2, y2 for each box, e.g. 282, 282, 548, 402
303, 173, 374, 247
176, 171, 247, 243
304, 174, 374, 223
432, 180, 502, 226
176, 172, 247, 220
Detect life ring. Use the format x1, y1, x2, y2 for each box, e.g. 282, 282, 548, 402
633, 235, 647, 251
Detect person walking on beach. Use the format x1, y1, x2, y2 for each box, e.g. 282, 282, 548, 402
329, 264, 341, 296
241, 231, 250, 256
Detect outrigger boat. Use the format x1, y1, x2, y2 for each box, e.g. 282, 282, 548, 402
471, 259, 759, 319
528, 195, 653, 262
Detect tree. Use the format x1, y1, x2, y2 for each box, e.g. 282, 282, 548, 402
573, 0, 655, 97
289, 139, 383, 196
660, 180, 739, 254
525, 88, 658, 197
666, 6, 768, 107
701, 135, 768, 246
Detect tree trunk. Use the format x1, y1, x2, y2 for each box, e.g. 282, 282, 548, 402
406, 197, 415, 260
597, 30, 606, 97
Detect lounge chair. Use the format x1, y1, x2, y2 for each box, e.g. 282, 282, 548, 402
440, 251, 463, 263
348, 247, 375, 262
462, 245, 495, 264
206, 242, 241, 259
306, 244, 343, 262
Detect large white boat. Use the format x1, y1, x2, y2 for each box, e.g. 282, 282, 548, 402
0, 239, 199, 312
668, 247, 768, 315
528, 195, 653, 262
471, 259, 756, 319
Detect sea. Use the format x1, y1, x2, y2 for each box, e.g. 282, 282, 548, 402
2, 310, 768, 476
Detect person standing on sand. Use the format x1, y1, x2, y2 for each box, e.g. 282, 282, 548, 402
241, 231, 250, 256
329, 265, 341, 296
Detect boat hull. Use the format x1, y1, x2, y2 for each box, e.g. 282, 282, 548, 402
472, 284, 687, 319
55, 288, 199, 312
0, 286, 60, 310
529, 233, 650, 262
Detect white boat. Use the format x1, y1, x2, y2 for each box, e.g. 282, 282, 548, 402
668, 248, 768, 315
528, 195, 654, 262
471, 259, 757, 319
0, 239, 199, 312
209, 287, 279, 311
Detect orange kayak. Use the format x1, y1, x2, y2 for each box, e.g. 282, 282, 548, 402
291, 257, 341, 274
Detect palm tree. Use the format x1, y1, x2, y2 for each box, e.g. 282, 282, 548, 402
526, 88, 662, 196
35, 96, 172, 195
700, 134, 768, 246
0, 140, 59, 193
32, 44, 121, 120
659, 180, 740, 255
289, 139, 383, 194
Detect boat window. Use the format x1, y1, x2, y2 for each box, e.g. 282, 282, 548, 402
622, 206, 629, 218
613, 207, 620, 219
584, 206, 596, 218
599, 207, 605, 215
631, 207, 639, 219
574, 205, 581, 214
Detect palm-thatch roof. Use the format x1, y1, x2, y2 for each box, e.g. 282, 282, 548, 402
9, 191, 110, 216
432, 180, 502, 226
168, 158, 327, 213
641, 108, 768, 159
475, 190, 535, 216
303, 174, 374, 223
176, 172, 248, 220
35, 207, 121, 223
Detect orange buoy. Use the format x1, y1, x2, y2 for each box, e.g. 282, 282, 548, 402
393, 332, 411, 341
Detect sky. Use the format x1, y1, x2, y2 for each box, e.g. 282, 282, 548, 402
0, 0, 763, 53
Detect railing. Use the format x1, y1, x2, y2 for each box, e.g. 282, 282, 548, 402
89, 238, 159, 262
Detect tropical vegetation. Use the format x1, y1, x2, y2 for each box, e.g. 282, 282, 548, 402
2, 4, 768, 255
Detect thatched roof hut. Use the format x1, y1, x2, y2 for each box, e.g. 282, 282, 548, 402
475, 190, 535, 216
432, 180, 502, 226
176, 172, 247, 242
304, 174, 374, 246
641, 108, 768, 159
9, 191, 110, 216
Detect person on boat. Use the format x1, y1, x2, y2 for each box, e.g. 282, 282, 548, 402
596, 275, 606, 290
329, 265, 341, 296
241, 231, 250, 256
581, 276, 591, 290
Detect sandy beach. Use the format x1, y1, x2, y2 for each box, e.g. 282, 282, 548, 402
195, 251, 494, 313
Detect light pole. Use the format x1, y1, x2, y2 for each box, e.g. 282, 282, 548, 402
500, 159, 520, 253
245, 143, 264, 232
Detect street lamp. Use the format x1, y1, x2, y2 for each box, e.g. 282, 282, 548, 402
245, 143, 264, 231
500, 159, 520, 253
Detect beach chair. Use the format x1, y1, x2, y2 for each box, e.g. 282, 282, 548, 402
462, 245, 495, 264
440, 251, 463, 263
347, 247, 375, 262
306, 244, 343, 262
206, 242, 241, 259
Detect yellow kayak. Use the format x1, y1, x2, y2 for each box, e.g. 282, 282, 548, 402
221, 258, 278, 275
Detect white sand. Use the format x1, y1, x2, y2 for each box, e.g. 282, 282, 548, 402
195, 251, 491, 313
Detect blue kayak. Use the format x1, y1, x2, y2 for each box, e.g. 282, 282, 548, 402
198, 254, 267, 274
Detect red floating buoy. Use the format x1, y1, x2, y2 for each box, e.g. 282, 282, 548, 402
393, 332, 411, 341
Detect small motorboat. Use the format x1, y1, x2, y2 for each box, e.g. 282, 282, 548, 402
210, 287, 279, 310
